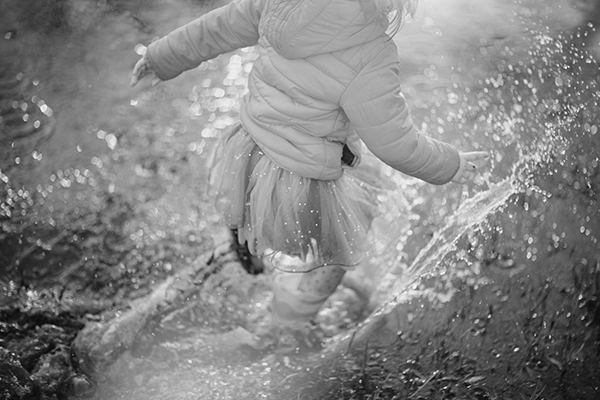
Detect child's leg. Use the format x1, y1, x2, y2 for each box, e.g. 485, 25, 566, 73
230, 228, 264, 275
297, 266, 346, 297
272, 266, 346, 324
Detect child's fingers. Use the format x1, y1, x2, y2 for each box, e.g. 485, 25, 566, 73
451, 150, 488, 184
130, 61, 142, 87
130, 58, 161, 88
462, 151, 489, 162
131, 59, 143, 75
151, 74, 161, 87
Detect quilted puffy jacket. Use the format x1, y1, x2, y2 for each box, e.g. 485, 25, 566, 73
147, 0, 460, 183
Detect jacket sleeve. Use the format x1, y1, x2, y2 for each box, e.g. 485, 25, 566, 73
146, 0, 264, 81
340, 44, 460, 185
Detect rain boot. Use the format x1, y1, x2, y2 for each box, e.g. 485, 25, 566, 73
271, 272, 330, 324
230, 228, 264, 275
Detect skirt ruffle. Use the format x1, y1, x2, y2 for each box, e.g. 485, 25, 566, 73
209, 123, 380, 272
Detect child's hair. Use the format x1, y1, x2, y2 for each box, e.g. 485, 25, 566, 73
372, 0, 420, 36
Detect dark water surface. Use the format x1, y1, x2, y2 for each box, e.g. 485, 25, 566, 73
1, 0, 599, 399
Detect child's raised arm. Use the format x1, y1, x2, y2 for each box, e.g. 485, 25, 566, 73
140, 0, 265, 83
341, 43, 488, 186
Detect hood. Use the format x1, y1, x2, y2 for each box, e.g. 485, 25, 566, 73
264, 0, 388, 59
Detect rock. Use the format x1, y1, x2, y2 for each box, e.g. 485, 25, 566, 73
31, 344, 72, 391
68, 375, 95, 398
0, 347, 42, 400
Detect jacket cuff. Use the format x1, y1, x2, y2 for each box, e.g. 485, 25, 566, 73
146, 39, 185, 81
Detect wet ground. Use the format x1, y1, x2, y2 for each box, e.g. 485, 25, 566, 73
1, 0, 599, 399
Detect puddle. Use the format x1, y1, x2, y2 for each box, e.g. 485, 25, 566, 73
1, 0, 599, 399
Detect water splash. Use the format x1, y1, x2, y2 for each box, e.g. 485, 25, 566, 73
324, 177, 518, 354
323, 13, 600, 358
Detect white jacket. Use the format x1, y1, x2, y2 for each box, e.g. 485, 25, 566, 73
147, 0, 460, 182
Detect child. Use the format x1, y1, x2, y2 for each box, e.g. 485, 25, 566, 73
131, 0, 488, 338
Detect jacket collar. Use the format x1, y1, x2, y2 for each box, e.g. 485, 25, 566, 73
263, 0, 388, 59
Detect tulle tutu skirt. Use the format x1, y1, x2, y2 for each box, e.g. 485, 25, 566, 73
209, 123, 380, 272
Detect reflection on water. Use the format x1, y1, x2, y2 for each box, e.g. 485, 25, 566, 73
1, 0, 599, 399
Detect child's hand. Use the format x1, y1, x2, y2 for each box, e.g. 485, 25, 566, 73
130, 55, 161, 87
451, 151, 489, 184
